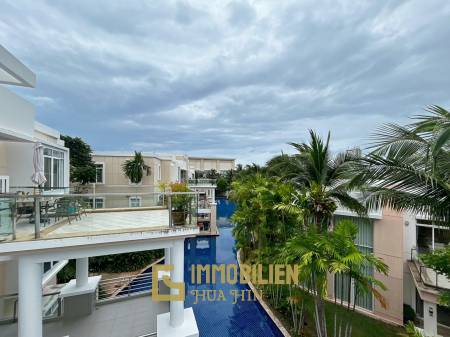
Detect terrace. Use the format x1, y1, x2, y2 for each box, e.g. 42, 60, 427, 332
0, 191, 202, 246
187, 178, 217, 188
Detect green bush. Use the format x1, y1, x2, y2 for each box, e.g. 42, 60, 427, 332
89, 250, 163, 273
57, 250, 164, 282
403, 304, 416, 324
57, 260, 76, 283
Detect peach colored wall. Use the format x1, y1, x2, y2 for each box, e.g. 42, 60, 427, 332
373, 208, 404, 325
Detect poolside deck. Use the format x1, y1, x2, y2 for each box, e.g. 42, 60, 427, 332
0, 295, 168, 337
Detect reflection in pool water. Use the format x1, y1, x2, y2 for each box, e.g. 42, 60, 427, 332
184, 197, 283, 337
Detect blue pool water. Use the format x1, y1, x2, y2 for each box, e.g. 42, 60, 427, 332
184, 197, 283, 337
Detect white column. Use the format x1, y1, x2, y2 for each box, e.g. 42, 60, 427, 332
423, 301, 438, 337
18, 257, 42, 337
170, 239, 185, 327
76, 257, 89, 287
164, 247, 171, 266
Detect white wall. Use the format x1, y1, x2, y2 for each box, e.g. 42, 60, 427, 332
0, 86, 35, 140
1, 133, 69, 189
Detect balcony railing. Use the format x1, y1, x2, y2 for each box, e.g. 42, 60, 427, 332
0, 191, 203, 243
0, 290, 62, 323
410, 247, 450, 291
187, 178, 217, 186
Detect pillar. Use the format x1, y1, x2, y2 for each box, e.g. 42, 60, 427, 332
18, 257, 42, 337
423, 301, 438, 337
165, 248, 171, 266
210, 202, 217, 234
76, 257, 89, 287
170, 239, 184, 327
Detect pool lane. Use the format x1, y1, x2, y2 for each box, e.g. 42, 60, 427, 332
184, 198, 283, 337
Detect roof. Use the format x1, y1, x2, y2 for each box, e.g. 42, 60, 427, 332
0, 45, 36, 87
188, 156, 236, 161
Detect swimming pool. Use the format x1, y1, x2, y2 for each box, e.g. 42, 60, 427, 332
184, 197, 283, 337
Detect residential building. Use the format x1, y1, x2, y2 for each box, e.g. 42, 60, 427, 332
0, 46, 200, 337
87, 152, 235, 234
329, 195, 450, 337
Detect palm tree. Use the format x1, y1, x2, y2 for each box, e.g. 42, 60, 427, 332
269, 130, 365, 231
122, 151, 149, 184
352, 105, 450, 223
281, 220, 388, 337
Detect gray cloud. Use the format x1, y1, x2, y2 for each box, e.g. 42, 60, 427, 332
1, 0, 450, 164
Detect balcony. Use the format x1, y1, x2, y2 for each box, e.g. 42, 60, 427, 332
409, 248, 450, 292
334, 191, 383, 219
0, 191, 202, 249
187, 178, 217, 188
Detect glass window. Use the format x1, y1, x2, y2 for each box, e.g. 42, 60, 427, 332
89, 198, 104, 209
434, 228, 450, 250
43, 147, 65, 190
129, 197, 141, 208
334, 215, 374, 311
95, 164, 104, 183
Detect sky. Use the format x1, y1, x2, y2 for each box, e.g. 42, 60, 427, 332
1, 0, 450, 165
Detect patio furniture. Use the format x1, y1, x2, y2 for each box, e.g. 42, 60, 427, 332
42, 198, 84, 224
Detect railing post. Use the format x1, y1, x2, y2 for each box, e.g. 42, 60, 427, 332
34, 196, 41, 239
57, 297, 62, 317
93, 183, 96, 210
168, 194, 172, 227
11, 200, 17, 240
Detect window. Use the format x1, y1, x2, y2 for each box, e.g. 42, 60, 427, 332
417, 222, 450, 252
334, 215, 374, 311
95, 163, 104, 184
89, 197, 104, 209
129, 196, 141, 208
43, 147, 65, 191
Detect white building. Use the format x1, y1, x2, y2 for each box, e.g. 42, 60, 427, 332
0, 45, 200, 337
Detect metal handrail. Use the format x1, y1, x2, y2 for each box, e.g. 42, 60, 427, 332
0, 191, 203, 198
0, 291, 62, 322
409, 247, 449, 290
98, 272, 153, 301
188, 178, 217, 184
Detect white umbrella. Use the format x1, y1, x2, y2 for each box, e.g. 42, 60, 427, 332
31, 142, 47, 186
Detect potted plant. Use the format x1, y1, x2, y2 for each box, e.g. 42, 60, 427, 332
122, 151, 150, 184
169, 182, 193, 225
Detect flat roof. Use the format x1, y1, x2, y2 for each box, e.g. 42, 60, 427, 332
188, 156, 236, 161
0, 45, 36, 87
93, 152, 235, 162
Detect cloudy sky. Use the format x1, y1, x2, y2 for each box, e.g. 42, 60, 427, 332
2, 0, 450, 164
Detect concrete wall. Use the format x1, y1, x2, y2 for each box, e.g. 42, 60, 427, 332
373, 208, 404, 325
188, 158, 235, 172
0, 86, 35, 140
0, 136, 69, 189
92, 155, 160, 187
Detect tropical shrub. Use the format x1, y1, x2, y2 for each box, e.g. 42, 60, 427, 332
403, 304, 416, 324
169, 182, 193, 211
122, 151, 149, 184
